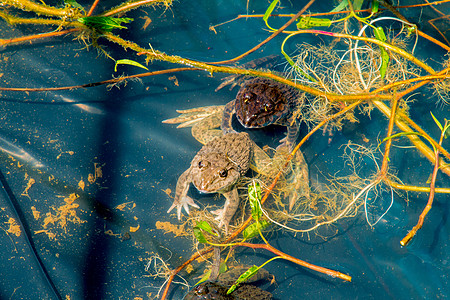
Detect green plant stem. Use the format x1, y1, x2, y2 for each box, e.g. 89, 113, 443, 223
103, 33, 394, 103
386, 178, 450, 193
102, 0, 172, 17
235, 242, 352, 282
373, 100, 450, 176
0, 12, 84, 28
3, 0, 82, 18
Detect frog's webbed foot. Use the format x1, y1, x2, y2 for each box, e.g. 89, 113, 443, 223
215, 55, 280, 92
168, 168, 200, 220
211, 207, 227, 230
275, 146, 310, 211
167, 195, 200, 220
162, 105, 224, 128
210, 189, 239, 234
163, 105, 225, 144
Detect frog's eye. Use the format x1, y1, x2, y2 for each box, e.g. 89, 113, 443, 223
198, 161, 209, 169
264, 101, 274, 111
243, 92, 252, 102
218, 169, 228, 178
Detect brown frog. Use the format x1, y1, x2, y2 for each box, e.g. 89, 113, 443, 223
163, 106, 310, 211
167, 132, 252, 233
215, 56, 307, 150
221, 77, 305, 149
185, 264, 273, 300
184, 281, 272, 300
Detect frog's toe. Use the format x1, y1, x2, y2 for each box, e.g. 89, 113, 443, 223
167, 203, 183, 220
182, 196, 199, 215
211, 208, 225, 223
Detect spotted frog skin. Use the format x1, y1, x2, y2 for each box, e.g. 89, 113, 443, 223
167, 132, 252, 232
184, 281, 272, 300
220, 67, 306, 149
163, 105, 310, 212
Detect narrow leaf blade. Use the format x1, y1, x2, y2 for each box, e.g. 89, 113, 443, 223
263, 0, 279, 22
114, 59, 149, 72
248, 181, 262, 222
227, 265, 260, 294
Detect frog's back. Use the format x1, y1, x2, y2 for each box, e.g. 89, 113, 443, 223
235, 78, 301, 128
198, 132, 252, 176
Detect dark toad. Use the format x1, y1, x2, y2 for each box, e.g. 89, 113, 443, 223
184, 281, 272, 300
222, 77, 305, 149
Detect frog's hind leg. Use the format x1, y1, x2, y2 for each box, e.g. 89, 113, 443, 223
191, 111, 224, 145
287, 149, 310, 211
221, 100, 237, 134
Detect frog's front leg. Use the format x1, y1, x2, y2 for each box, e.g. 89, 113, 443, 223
210, 188, 239, 233
273, 146, 310, 210
221, 100, 238, 134
167, 168, 200, 220
279, 121, 300, 151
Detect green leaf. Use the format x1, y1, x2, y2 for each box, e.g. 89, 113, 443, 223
248, 181, 262, 222
64, 0, 84, 11
281, 34, 318, 83
371, 0, 379, 13
263, 0, 279, 31
114, 59, 149, 72
296, 16, 332, 29
193, 221, 218, 243
381, 131, 439, 154
263, 0, 279, 23
195, 221, 217, 236
219, 261, 228, 274
430, 112, 443, 131
353, 0, 364, 11
78, 16, 133, 32
373, 26, 389, 79
227, 265, 260, 294
331, 0, 348, 12
193, 226, 208, 243
194, 270, 211, 286
242, 220, 271, 240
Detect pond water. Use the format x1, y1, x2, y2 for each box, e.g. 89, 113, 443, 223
0, 0, 449, 299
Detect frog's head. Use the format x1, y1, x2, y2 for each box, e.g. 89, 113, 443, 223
235, 78, 287, 128
190, 152, 240, 194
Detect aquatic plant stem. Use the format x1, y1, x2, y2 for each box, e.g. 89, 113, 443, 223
87, 0, 101, 16
234, 242, 351, 282
0, 28, 81, 46
385, 178, 450, 193
373, 100, 450, 176
379, 97, 398, 177
0, 67, 198, 91
0, 12, 83, 27
3, 0, 82, 18
400, 123, 445, 246
101, 0, 172, 17
209, 0, 317, 65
